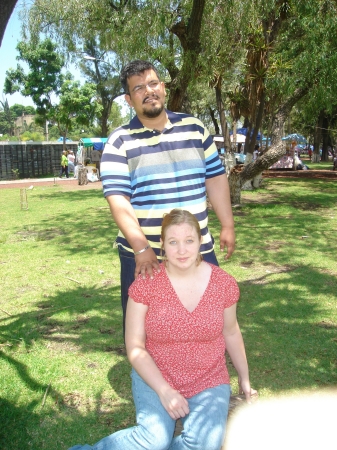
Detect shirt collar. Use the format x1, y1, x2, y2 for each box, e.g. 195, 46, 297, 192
129, 109, 182, 131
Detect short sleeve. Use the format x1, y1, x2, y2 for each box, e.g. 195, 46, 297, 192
128, 271, 161, 305
100, 129, 132, 198
212, 265, 240, 308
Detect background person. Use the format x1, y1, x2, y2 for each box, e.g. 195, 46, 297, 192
68, 209, 255, 450
100, 60, 235, 334
67, 150, 75, 176
59, 150, 69, 178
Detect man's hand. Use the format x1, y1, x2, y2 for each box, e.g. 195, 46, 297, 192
134, 247, 160, 279
158, 386, 190, 420
219, 226, 235, 259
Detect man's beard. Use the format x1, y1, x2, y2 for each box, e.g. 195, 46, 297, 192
142, 99, 165, 118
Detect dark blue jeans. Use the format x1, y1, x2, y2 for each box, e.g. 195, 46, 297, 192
118, 245, 219, 336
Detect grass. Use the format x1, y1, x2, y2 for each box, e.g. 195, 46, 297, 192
0, 177, 336, 449
300, 158, 333, 171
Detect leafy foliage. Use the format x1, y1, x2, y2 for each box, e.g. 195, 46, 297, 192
4, 38, 101, 143
4, 39, 65, 116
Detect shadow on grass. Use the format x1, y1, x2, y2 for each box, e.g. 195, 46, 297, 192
1, 181, 336, 449
12, 188, 118, 260
0, 281, 135, 449
227, 264, 337, 391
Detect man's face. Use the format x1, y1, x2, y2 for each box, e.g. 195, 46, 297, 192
125, 69, 166, 119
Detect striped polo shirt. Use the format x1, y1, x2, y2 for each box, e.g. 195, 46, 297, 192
100, 110, 225, 257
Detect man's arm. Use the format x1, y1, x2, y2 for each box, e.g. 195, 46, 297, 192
205, 174, 235, 258
106, 194, 160, 278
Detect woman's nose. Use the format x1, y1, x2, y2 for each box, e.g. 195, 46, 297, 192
177, 242, 186, 253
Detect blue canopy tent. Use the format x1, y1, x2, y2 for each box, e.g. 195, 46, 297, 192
79, 137, 108, 151
229, 128, 262, 140
77, 137, 108, 171
281, 133, 307, 144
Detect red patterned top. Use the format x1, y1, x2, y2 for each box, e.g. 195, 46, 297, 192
128, 263, 240, 398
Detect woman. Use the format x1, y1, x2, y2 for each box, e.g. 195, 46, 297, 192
59, 150, 69, 178
67, 150, 75, 176
69, 209, 255, 450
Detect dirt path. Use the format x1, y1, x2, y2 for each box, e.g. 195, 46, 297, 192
264, 169, 337, 180
0, 178, 103, 190
1, 168, 336, 191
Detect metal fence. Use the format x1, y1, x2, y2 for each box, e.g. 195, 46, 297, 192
0, 141, 78, 180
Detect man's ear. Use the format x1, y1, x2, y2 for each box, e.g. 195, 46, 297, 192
125, 94, 133, 107
162, 83, 167, 97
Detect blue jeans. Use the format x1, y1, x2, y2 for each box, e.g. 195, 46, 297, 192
118, 245, 219, 336
68, 369, 230, 450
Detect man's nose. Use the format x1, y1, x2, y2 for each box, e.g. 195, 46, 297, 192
145, 83, 155, 93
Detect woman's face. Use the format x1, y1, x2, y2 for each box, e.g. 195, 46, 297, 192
162, 223, 201, 272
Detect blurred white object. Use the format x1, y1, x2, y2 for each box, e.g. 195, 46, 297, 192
224, 390, 337, 450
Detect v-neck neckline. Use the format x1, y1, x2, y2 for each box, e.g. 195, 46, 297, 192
164, 264, 213, 314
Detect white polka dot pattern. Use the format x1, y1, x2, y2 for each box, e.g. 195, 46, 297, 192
128, 263, 240, 398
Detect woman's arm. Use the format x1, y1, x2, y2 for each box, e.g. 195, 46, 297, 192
223, 303, 256, 402
125, 297, 189, 419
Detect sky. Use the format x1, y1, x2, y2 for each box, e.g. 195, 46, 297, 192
0, 0, 35, 106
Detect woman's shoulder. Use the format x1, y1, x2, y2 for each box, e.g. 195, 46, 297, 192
129, 263, 166, 292
208, 263, 238, 286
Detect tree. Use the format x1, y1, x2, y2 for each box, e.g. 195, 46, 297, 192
4, 39, 65, 117
26, 0, 210, 112
25, 0, 337, 202
107, 101, 127, 131
80, 38, 123, 136
0, 97, 15, 135
4, 38, 101, 147
10, 104, 36, 118
40, 76, 101, 145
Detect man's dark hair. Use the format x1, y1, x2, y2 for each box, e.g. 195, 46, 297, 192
120, 60, 161, 94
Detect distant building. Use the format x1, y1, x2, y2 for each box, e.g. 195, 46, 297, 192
14, 114, 35, 136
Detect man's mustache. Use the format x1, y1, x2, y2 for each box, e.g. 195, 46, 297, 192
143, 95, 159, 104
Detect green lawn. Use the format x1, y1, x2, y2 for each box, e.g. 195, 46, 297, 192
0, 177, 336, 449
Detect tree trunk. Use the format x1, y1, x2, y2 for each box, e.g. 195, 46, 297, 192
215, 78, 231, 149
167, 0, 206, 112
227, 85, 311, 204
209, 108, 220, 135
313, 113, 323, 163
99, 99, 113, 137
0, 0, 18, 47
321, 115, 329, 162
78, 167, 88, 185
228, 167, 243, 205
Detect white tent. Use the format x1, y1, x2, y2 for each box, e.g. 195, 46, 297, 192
230, 134, 246, 143
214, 134, 246, 144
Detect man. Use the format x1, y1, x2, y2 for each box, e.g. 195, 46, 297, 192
100, 60, 235, 332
